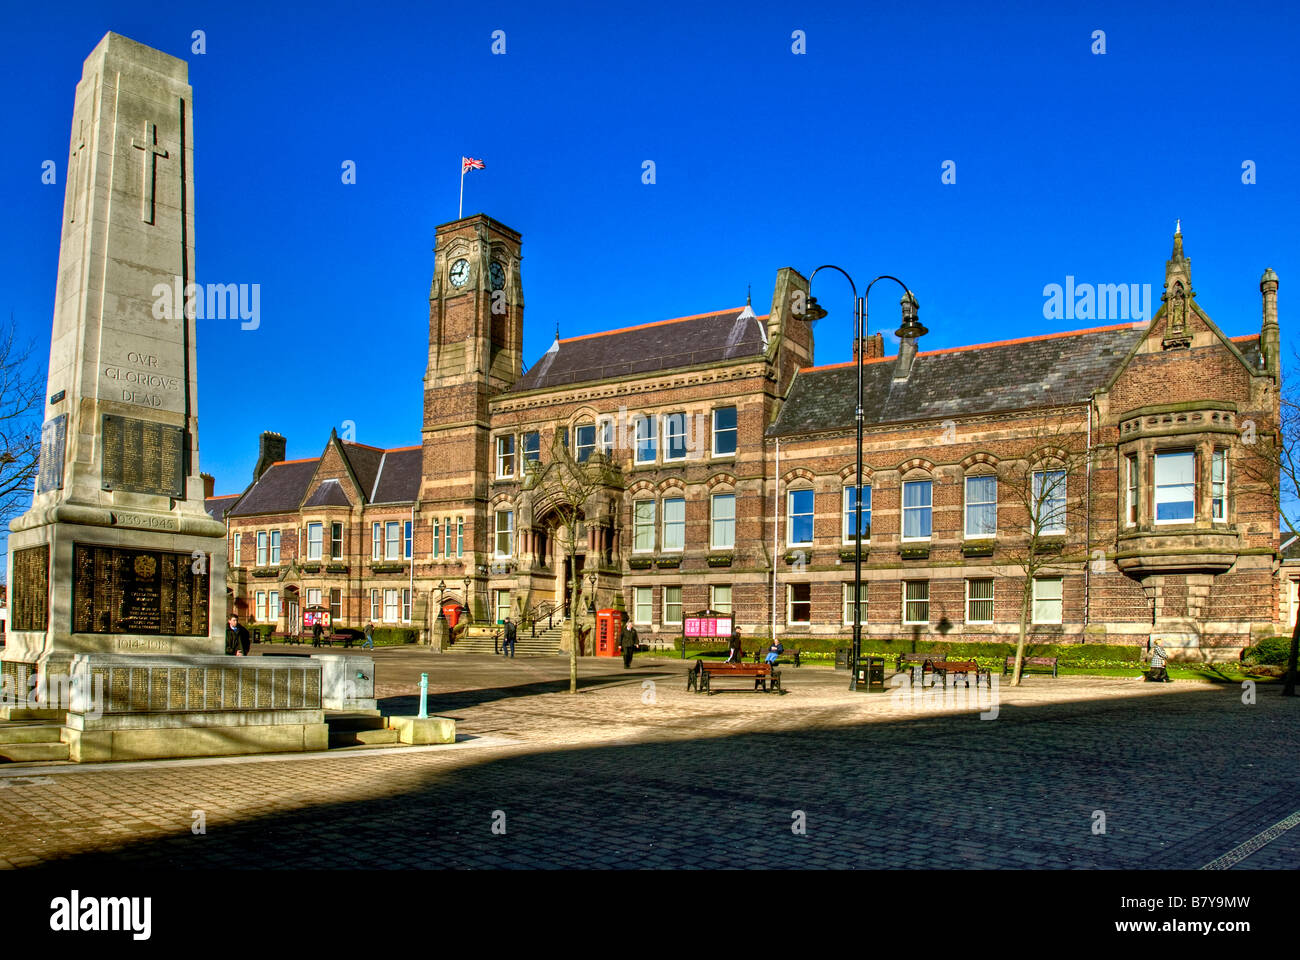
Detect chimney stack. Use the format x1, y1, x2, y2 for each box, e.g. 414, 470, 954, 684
854, 333, 885, 362
1261, 267, 1279, 378
253, 431, 287, 481
200, 472, 215, 499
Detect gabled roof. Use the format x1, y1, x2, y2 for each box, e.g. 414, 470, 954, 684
227, 459, 319, 516
302, 478, 353, 508
769, 324, 1148, 438
370, 446, 422, 503
511, 307, 769, 392
225, 439, 423, 517
340, 441, 384, 500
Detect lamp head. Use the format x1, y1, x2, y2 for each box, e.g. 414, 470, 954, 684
894, 291, 926, 339
802, 295, 829, 323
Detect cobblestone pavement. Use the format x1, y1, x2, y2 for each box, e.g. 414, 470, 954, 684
0, 649, 1295, 869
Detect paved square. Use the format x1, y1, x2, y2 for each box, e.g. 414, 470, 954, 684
0, 649, 1295, 869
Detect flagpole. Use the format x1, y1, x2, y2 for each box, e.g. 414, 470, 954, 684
459, 164, 465, 219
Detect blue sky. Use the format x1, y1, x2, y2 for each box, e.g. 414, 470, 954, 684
1, 0, 1297, 501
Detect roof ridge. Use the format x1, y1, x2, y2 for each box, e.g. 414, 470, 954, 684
371, 452, 386, 502
559, 307, 769, 345
206, 493, 241, 500
386, 444, 422, 452
342, 440, 386, 452
800, 321, 1144, 372
269, 457, 319, 467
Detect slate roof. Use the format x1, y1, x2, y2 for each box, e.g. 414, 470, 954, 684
512, 307, 768, 392
771, 323, 1159, 438
204, 495, 240, 522
341, 442, 385, 499
227, 460, 319, 517
370, 447, 422, 503
224, 440, 423, 517
302, 478, 352, 508
1281, 534, 1300, 561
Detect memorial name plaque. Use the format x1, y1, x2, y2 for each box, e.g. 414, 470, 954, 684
72, 544, 209, 636
101, 414, 185, 497
36, 414, 67, 493
11, 545, 50, 631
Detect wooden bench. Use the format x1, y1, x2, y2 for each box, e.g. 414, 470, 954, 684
1002, 656, 1060, 678
896, 652, 947, 672
687, 661, 782, 694
751, 646, 802, 667
932, 659, 991, 685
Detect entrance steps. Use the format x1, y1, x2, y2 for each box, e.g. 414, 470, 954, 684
447, 621, 564, 656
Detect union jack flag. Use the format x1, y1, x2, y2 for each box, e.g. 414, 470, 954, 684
462, 157, 485, 173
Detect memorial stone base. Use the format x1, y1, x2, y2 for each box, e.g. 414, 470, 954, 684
45, 653, 326, 763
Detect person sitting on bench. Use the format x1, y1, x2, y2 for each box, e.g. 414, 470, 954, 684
765, 638, 784, 666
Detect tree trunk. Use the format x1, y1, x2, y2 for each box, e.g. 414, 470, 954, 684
1013, 583, 1031, 686
1283, 610, 1300, 697
568, 567, 579, 694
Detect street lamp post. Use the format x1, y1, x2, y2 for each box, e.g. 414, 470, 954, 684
587, 572, 598, 614
436, 580, 446, 620
462, 575, 472, 623
801, 268, 922, 690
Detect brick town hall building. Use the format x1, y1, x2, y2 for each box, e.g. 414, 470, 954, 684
207, 215, 1283, 659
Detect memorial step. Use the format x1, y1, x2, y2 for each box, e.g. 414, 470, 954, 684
328, 727, 400, 747
0, 741, 70, 763
324, 712, 387, 732
0, 723, 63, 744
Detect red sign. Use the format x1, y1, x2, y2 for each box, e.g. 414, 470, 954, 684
303, 610, 331, 630
684, 616, 732, 639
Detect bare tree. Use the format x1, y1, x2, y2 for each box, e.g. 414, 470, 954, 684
995, 417, 1092, 686
523, 436, 619, 693
0, 321, 43, 577
1235, 351, 1296, 694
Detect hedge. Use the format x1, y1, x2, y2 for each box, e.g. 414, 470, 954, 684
1242, 636, 1296, 666
675, 636, 1145, 664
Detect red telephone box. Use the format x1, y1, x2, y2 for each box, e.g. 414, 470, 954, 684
595, 609, 625, 657
442, 601, 462, 629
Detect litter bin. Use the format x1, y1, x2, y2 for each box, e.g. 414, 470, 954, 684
855, 655, 886, 691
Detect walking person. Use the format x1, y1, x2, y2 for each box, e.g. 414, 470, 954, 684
362, 621, 375, 650
226, 614, 250, 657
312, 620, 323, 648
725, 627, 742, 664
621, 620, 639, 669
503, 617, 517, 658
1146, 638, 1171, 682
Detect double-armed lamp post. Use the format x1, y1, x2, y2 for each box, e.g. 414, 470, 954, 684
800, 267, 924, 690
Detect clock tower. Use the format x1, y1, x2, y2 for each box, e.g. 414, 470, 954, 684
421, 214, 524, 580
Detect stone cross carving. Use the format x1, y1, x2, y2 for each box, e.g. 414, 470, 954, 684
131, 121, 169, 224
67, 121, 87, 224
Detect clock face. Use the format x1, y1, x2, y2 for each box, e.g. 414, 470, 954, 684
449, 258, 470, 288
490, 261, 506, 291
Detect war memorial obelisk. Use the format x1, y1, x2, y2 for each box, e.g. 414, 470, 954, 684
3, 33, 329, 760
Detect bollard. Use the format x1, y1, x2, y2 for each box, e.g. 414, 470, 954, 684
418, 672, 429, 719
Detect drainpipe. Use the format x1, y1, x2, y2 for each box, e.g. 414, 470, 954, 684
409, 502, 416, 629
772, 438, 780, 644
1083, 395, 1094, 633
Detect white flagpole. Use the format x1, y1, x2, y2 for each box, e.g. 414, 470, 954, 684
459, 163, 465, 219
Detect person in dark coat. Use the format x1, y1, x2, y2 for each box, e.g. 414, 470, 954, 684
312, 621, 324, 648
621, 622, 639, 669
725, 628, 743, 664
226, 615, 250, 657
502, 617, 517, 658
